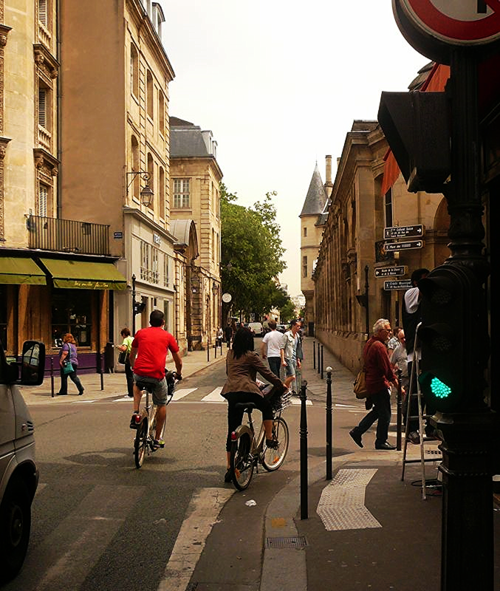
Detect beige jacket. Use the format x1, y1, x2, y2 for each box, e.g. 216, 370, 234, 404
221, 351, 283, 398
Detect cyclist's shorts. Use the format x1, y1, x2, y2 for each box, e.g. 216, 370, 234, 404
133, 374, 168, 406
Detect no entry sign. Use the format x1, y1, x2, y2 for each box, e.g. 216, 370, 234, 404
398, 0, 500, 44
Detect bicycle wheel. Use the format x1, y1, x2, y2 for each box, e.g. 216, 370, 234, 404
230, 433, 254, 491
262, 417, 289, 471
134, 418, 148, 469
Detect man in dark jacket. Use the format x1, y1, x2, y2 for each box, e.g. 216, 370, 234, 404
349, 319, 398, 450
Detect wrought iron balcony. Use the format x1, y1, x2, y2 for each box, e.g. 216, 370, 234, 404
27, 215, 110, 256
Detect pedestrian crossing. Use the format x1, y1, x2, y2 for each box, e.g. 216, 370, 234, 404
112, 387, 313, 405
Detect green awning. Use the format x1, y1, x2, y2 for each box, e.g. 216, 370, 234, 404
40, 258, 127, 290
0, 257, 47, 285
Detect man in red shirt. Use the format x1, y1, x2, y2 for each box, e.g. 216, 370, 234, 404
129, 310, 182, 448
349, 318, 398, 450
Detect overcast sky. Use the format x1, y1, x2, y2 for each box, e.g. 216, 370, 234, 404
161, 1, 427, 297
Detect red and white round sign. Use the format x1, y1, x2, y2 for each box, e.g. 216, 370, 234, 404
399, 0, 500, 45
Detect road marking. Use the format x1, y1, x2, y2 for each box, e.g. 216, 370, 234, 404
317, 468, 382, 531
158, 487, 233, 591
32, 484, 144, 590
201, 387, 224, 402
171, 388, 197, 401
289, 397, 312, 406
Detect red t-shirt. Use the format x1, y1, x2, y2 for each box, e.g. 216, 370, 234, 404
132, 327, 179, 380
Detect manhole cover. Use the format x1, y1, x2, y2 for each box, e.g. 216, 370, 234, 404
266, 536, 308, 549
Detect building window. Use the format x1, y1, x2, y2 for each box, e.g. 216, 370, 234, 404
140, 240, 150, 281
147, 70, 154, 119
38, 0, 47, 26
39, 88, 47, 128
164, 255, 171, 287
385, 188, 393, 229
147, 153, 154, 209
159, 92, 165, 136
130, 44, 139, 98
151, 248, 159, 284
173, 178, 190, 208
38, 183, 48, 217
51, 290, 93, 348
159, 167, 165, 218
302, 256, 308, 278
131, 135, 140, 198
303, 227, 307, 237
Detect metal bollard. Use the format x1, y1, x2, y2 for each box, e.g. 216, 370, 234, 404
313, 341, 316, 370
326, 367, 333, 480
50, 357, 55, 397
320, 344, 324, 380
396, 368, 402, 451
300, 380, 308, 520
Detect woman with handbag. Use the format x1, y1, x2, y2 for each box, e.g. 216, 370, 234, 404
57, 333, 84, 396
349, 319, 397, 450
117, 327, 134, 397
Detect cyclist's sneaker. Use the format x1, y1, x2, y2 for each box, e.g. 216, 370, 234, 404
266, 438, 279, 449
151, 439, 163, 452
157, 438, 165, 448
130, 412, 141, 429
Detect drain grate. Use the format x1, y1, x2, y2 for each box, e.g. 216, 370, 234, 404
266, 536, 308, 549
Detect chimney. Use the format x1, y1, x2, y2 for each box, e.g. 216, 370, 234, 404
325, 155, 333, 186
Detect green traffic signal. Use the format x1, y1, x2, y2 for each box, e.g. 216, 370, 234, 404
430, 376, 452, 399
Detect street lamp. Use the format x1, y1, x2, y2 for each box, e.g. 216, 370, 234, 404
126, 171, 154, 207
131, 274, 146, 334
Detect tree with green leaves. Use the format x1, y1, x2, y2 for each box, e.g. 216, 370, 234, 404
220, 184, 291, 319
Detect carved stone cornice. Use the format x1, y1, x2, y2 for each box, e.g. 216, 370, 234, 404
0, 24, 12, 46
33, 43, 59, 80
33, 147, 59, 177
0, 136, 11, 159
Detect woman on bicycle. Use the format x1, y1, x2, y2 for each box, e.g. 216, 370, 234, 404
221, 326, 288, 483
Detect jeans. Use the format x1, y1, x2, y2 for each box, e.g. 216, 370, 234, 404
352, 388, 391, 446
59, 366, 84, 395
267, 357, 281, 378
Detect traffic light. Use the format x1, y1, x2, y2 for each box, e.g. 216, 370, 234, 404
133, 301, 146, 315
378, 91, 451, 193
417, 264, 489, 413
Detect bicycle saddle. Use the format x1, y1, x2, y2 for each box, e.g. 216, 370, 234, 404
235, 402, 256, 412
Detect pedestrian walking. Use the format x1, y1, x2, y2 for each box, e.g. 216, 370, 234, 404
280, 319, 302, 394
117, 327, 134, 397
224, 323, 233, 348
349, 319, 398, 450
57, 333, 84, 396
260, 320, 284, 377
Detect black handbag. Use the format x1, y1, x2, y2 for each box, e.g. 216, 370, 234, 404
118, 350, 128, 364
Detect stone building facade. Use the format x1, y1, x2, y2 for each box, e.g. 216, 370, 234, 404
169, 117, 222, 350
299, 157, 332, 335
312, 120, 449, 373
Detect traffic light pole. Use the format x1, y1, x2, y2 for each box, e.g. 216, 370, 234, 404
434, 49, 494, 591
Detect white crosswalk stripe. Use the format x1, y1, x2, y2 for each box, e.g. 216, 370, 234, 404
171, 388, 197, 401
201, 387, 224, 403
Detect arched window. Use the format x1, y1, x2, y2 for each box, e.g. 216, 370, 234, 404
159, 166, 165, 218
131, 136, 140, 198
147, 70, 154, 119
147, 153, 154, 209
130, 44, 139, 98
159, 92, 165, 136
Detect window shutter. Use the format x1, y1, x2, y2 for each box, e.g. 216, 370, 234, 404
39, 89, 46, 127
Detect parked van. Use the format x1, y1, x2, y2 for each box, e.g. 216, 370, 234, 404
248, 322, 264, 336
0, 340, 45, 583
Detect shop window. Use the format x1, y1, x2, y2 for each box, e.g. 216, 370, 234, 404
51, 290, 92, 348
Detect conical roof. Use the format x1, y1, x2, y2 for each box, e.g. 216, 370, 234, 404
300, 163, 327, 217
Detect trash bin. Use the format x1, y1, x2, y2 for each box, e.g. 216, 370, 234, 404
104, 342, 114, 373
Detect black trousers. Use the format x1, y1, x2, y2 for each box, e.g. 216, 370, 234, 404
125, 360, 134, 397
225, 391, 273, 452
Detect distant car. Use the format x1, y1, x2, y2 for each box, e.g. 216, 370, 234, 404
277, 324, 286, 333
248, 322, 263, 336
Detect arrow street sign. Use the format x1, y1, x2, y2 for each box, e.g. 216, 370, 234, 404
384, 225, 424, 240
375, 266, 407, 278
384, 279, 413, 291
384, 240, 424, 252
399, 0, 500, 45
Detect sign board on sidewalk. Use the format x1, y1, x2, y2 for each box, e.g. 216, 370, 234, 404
374, 266, 407, 278
384, 279, 413, 291
384, 225, 424, 240
384, 240, 424, 252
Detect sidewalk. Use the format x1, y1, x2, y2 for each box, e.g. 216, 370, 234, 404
20, 345, 227, 405
259, 336, 500, 591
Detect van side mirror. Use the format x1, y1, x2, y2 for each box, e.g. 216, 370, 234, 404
21, 341, 46, 386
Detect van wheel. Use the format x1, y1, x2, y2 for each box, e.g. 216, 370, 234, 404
0, 477, 31, 582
